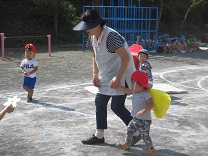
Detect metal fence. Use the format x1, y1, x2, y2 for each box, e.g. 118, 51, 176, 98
82, 5, 158, 51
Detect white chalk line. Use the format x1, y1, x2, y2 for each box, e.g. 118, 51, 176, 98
159, 66, 208, 92
0, 82, 92, 98
0, 82, 95, 116
37, 82, 92, 92
197, 77, 208, 92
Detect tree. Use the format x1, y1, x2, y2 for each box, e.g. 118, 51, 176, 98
92, 0, 101, 6
54, 0, 59, 42
180, 1, 195, 29
158, 0, 163, 26
181, 0, 208, 29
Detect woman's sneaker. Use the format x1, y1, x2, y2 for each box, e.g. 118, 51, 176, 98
116, 142, 131, 150
81, 135, 104, 144
146, 149, 156, 155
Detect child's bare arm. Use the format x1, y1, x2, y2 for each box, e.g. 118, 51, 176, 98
137, 98, 154, 116
142, 66, 149, 71
20, 67, 28, 76
29, 66, 38, 75
117, 85, 132, 95
20, 67, 24, 73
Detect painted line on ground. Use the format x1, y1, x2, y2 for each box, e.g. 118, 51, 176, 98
159, 66, 208, 92
197, 77, 208, 92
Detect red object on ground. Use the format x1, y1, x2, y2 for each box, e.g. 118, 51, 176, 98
129, 44, 143, 70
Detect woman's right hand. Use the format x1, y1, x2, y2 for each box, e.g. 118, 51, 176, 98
93, 75, 100, 87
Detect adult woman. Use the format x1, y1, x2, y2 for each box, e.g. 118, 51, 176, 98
73, 9, 138, 144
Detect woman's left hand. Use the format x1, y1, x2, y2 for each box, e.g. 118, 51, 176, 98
109, 77, 120, 89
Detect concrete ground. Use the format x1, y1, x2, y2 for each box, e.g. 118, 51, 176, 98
0, 45, 208, 156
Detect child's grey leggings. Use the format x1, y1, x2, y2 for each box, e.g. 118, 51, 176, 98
125, 117, 154, 150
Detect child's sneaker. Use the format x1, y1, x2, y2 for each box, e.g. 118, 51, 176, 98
27, 97, 32, 103
116, 142, 131, 150
146, 149, 156, 155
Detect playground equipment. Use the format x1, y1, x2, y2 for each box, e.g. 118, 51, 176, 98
82, 0, 158, 51
0, 33, 51, 61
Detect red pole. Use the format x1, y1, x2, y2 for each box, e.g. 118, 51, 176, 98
47, 34, 51, 56
0, 33, 5, 61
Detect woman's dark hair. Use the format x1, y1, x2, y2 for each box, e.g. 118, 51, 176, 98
82, 9, 106, 27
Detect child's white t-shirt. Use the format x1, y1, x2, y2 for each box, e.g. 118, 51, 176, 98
20, 58, 38, 78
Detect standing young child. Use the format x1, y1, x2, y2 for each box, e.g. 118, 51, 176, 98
137, 49, 153, 88
116, 71, 156, 155
20, 44, 38, 102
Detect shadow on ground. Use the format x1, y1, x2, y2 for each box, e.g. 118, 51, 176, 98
32, 100, 75, 112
